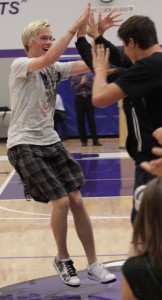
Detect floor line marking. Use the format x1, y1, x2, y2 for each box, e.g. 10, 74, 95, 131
77, 152, 130, 160
0, 254, 127, 259
0, 196, 132, 201
0, 169, 15, 195
0, 205, 49, 215
0, 216, 130, 220
0, 155, 8, 161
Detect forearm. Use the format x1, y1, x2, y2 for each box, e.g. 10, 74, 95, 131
75, 37, 93, 70
43, 4, 90, 66
71, 60, 89, 76
92, 70, 108, 108
28, 30, 76, 73
45, 30, 75, 65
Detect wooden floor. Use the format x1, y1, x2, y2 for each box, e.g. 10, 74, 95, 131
0, 138, 133, 289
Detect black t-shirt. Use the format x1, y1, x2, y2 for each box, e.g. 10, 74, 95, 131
122, 253, 162, 300
115, 53, 162, 130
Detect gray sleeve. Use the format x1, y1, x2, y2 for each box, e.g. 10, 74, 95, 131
10, 57, 30, 79
54, 61, 73, 80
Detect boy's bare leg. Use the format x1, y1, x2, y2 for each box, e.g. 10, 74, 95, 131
69, 190, 97, 264
51, 197, 70, 259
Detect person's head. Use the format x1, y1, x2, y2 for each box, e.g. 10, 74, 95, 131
133, 177, 162, 266
22, 20, 54, 56
118, 15, 158, 62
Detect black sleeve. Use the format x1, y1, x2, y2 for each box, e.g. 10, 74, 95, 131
75, 37, 93, 70
75, 36, 127, 83
75, 35, 122, 70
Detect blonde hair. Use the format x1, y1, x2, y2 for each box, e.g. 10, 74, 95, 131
22, 20, 51, 53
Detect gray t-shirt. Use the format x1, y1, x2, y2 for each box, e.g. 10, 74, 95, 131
7, 57, 72, 149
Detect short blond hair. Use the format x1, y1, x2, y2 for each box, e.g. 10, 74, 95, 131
22, 20, 51, 53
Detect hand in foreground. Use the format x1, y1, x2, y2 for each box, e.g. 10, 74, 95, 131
140, 147, 162, 176
92, 44, 109, 75
98, 8, 123, 35
69, 3, 91, 35
153, 127, 162, 145
77, 9, 89, 38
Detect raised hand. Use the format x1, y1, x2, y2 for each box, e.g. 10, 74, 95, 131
98, 8, 123, 35
92, 44, 117, 76
92, 44, 109, 74
77, 8, 89, 38
87, 12, 99, 39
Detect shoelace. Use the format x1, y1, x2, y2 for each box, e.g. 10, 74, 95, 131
64, 260, 77, 277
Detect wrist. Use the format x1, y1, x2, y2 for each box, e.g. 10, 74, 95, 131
94, 34, 101, 40
94, 67, 106, 72
67, 29, 76, 36
77, 34, 85, 39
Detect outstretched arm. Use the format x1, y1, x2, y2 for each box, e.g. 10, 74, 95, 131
75, 37, 93, 70
28, 4, 91, 73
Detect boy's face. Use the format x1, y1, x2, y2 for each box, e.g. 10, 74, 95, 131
27, 29, 54, 57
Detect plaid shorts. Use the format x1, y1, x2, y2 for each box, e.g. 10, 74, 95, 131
7, 142, 85, 203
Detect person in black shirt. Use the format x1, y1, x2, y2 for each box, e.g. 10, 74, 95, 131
75, 12, 162, 223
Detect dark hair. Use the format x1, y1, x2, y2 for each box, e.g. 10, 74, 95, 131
133, 177, 162, 267
118, 15, 158, 49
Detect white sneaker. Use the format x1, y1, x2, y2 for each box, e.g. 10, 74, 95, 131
87, 262, 116, 283
53, 257, 80, 287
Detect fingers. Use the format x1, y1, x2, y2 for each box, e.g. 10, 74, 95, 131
91, 46, 97, 60
107, 7, 122, 18
92, 44, 109, 71
98, 12, 102, 23
140, 146, 162, 176
103, 7, 123, 24
140, 160, 162, 176
152, 147, 162, 156
153, 127, 162, 145
140, 162, 154, 172
93, 44, 106, 57
89, 12, 95, 26
85, 2, 91, 15
107, 68, 118, 75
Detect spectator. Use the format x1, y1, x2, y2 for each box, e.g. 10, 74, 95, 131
54, 94, 66, 139
71, 71, 102, 146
